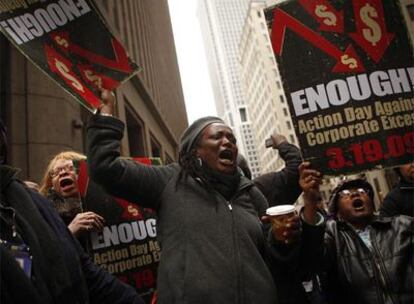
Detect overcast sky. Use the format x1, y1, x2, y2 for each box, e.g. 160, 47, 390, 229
168, 0, 217, 124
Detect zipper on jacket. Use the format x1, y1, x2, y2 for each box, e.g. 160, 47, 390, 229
215, 191, 242, 303
228, 198, 242, 304
227, 201, 233, 211
370, 230, 396, 304
345, 224, 387, 304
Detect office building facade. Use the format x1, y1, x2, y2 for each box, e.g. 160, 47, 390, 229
0, 0, 187, 182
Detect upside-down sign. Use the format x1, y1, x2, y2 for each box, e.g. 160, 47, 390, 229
0, 0, 139, 112
266, 0, 414, 176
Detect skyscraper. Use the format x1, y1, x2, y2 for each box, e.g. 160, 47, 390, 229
239, 0, 297, 174
198, 0, 263, 177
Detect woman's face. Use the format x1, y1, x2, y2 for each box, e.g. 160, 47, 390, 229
50, 159, 80, 198
196, 123, 238, 174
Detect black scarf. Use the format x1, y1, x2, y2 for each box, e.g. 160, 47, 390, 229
201, 164, 241, 201
47, 189, 82, 226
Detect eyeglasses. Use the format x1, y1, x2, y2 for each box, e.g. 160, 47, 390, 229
338, 188, 370, 198
49, 164, 75, 178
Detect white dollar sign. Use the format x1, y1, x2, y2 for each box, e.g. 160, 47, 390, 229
54, 35, 69, 48
341, 55, 358, 69
315, 5, 337, 26
84, 70, 103, 88
360, 3, 382, 46
55, 59, 84, 92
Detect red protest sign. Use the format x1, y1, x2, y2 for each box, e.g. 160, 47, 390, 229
266, 0, 414, 176
0, 0, 139, 112
77, 158, 162, 304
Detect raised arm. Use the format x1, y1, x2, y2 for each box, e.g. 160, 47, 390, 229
254, 134, 303, 206
86, 90, 174, 209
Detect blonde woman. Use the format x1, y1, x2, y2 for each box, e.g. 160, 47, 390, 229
40, 151, 104, 241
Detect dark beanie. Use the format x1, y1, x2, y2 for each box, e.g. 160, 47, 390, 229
179, 116, 224, 154
328, 178, 374, 215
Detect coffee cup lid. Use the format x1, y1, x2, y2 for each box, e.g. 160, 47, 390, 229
266, 205, 295, 216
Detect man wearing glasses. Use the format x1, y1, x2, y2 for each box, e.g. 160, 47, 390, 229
298, 162, 413, 304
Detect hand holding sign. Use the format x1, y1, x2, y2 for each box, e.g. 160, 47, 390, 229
98, 89, 116, 116
68, 211, 105, 237
0, 0, 139, 112
266, 0, 413, 176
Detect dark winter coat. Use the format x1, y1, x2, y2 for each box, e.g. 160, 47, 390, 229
254, 142, 302, 207
253, 142, 308, 304
305, 216, 414, 304
0, 165, 143, 304
380, 179, 413, 217
87, 115, 279, 304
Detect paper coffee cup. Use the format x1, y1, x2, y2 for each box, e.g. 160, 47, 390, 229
266, 205, 296, 241
266, 205, 296, 217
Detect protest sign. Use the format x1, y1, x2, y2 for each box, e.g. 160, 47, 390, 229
77, 158, 161, 304
0, 0, 139, 112
266, 0, 414, 175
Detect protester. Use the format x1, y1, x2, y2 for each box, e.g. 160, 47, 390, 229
39, 151, 104, 244
236, 153, 252, 179
86, 90, 300, 304
299, 162, 414, 304
24, 180, 40, 192
254, 134, 302, 206
236, 134, 302, 207
380, 161, 414, 217
237, 135, 308, 304
0, 120, 143, 304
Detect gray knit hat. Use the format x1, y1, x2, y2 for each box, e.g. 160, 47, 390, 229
328, 178, 374, 215
179, 116, 224, 154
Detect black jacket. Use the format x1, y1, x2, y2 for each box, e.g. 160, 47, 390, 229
308, 217, 414, 304
87, 115, 280, 304
254, 142, 302, 207
0, 165, 143, 304
380, 179, 413, 217
254, 142, 306, 304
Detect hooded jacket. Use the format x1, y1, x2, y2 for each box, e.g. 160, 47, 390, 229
87, 115, 279, 304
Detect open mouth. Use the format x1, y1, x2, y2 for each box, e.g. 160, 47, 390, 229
218, 150, 234, 165
352, 199, 365, 211
60, 177, 75, 191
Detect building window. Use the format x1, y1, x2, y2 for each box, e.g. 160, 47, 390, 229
229, 113, 234, 127
125, 105, 146, 157
406, 4, 414, 21
289, 135, 295, 143
287, 121, 292, 130
276, 81, 281, 89
283, 108, 288, 116
150, 135, 161, 158
239, 107, 247, 122
165, 153, 174, 164
279, 95, 285, 103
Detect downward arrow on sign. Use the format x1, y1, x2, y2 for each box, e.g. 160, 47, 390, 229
270, 8, 365, 73
50, 31, 133, 74
298, 0, 344, 33
349, 0, 394, 63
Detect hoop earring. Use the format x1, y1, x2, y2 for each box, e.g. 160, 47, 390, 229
197, 157, 203, 167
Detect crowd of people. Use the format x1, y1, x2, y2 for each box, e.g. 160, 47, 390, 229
1, 89, 413, 304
